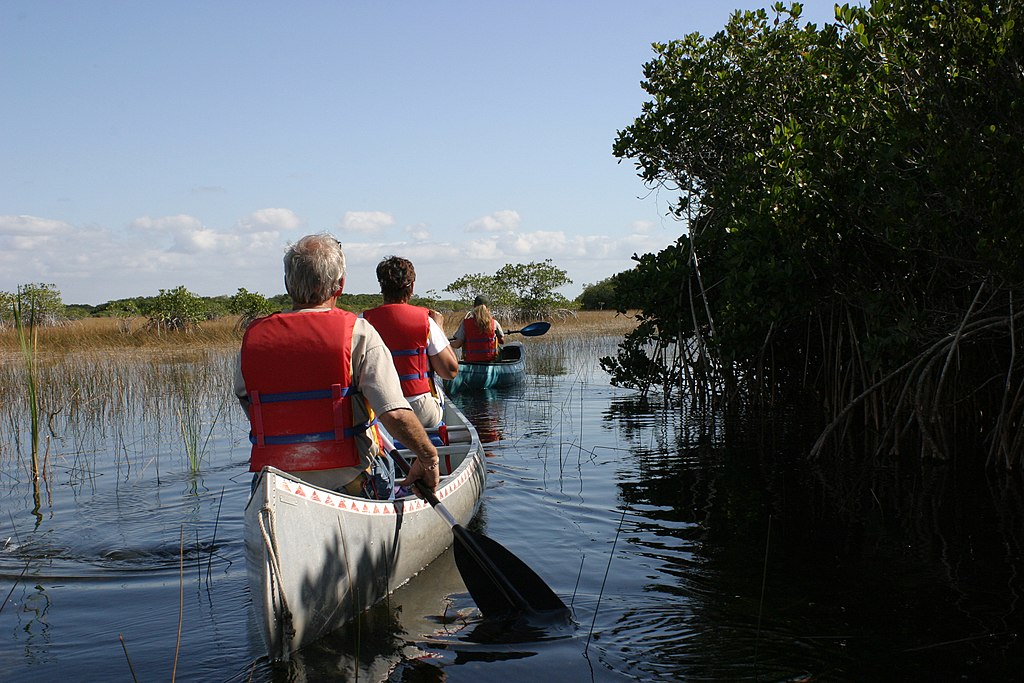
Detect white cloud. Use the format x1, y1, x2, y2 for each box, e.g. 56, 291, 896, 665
130, 214, 232, 254
405, 223, 431, 241
236, 207, 303, 233
0, 214, 73, 237
339, 211, 395, 234
0, 206, 679, 304
130, 214, 204, 234
465, 209, 521, 233
629, 220, 654, 235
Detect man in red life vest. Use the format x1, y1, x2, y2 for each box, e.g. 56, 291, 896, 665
233, 233, 440, 495
450, 295, 505, 362
362, 256, 458, 428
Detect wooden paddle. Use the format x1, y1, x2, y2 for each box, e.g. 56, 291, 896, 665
380, 433, 569, 619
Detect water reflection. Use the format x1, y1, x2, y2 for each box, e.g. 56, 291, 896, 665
267, 525, 582, 680
447, 384, 526, 445
594, 392, 1024, 680
3, 338, 1024, 680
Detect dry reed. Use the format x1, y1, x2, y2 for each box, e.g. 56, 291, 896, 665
0, 311, 639, 356
439, 309, 638, 342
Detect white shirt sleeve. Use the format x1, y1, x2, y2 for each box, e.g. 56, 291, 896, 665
426, 317, 450, 356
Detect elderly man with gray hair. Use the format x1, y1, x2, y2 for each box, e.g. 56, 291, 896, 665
233, 233, 440, 496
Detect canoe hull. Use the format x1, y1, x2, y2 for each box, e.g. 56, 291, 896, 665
244, 403, 485, 661
444, 341, 526, 393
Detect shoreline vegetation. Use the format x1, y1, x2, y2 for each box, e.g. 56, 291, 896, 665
0, 309, 639, 358
0, 309, 637, 477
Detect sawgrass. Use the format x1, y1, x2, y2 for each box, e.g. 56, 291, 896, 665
0, 310, 638, 353
0, 310, 637, 475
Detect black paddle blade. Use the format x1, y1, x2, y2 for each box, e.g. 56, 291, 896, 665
509, 321, 551, 337
452, 524, 569, 618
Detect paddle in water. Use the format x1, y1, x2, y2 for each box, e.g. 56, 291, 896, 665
380, 433, 569, 619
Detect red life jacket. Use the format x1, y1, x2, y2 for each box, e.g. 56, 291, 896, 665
240, 308, 375, 472
462, 316, 498, 362
362, 303, 433, 397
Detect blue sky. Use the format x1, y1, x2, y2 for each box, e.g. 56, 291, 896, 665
1, 1, 845, 305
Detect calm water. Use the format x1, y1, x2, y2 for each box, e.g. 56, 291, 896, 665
2, 338, 1024, 681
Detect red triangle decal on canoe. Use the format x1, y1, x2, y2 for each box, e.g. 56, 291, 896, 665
311, 491, 321, 502
295, 486, 305, 497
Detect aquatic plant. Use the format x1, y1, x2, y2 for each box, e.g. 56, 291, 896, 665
12, 287, 41, 470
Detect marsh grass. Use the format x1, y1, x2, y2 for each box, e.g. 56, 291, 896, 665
0, 310, 639, 352
0, 310, 637, 479
0, 344, 239, 484
0, 316, 243, 353
12, 295, 41, 467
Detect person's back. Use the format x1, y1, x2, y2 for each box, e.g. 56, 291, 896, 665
242, 306, 364, 474
452, 296, 505, 362
363, 302, 434, 397
234, 234, 443, 497
364, 256, 458, 428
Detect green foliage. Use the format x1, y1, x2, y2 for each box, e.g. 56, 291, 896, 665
496, 260, 573, 317
575, 276, 620, 310
0, 283, 67, 327
145, 285, 208, 333
444, 260, 573, 318
608, 1, 1024, 462
229, 288, 277, 320
105, 300, 140, 318
577, 274, 638, 313
337, 292, 384, 312
444, 273, 508, 308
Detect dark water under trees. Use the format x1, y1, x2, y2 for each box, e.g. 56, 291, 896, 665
1, 338, 1023, 681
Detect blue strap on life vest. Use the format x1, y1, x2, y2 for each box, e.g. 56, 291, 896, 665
248, 384, 379, 447
390, 347, 433, 381
248, 418, 378, 446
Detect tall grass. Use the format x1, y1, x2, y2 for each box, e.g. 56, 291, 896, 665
12, 291, 41, 475
173, 367, 229, 473
0, 346, 241, 484
0, 310, 637, 480
0, 316, 244, 353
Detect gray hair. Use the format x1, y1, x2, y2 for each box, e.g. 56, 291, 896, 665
283, 233, 347, 306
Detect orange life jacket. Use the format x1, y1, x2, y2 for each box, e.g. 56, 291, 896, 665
362, 303, 433, 397
240, 309, 376, 472
462, 316, 498, 362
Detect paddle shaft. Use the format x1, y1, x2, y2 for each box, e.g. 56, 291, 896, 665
380, 435, 537, 615
448, 321, 550, 342
506, 321, 551, 336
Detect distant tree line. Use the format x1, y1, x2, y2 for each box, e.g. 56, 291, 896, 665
2, 260, 606, 332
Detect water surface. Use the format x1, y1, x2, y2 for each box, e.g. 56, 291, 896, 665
2, 339, 1023, 681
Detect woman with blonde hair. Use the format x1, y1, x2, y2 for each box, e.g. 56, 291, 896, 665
450, 295, 505, 362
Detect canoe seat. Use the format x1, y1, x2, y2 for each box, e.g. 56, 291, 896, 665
389, 423, 450, 451
499, 345, 522, 361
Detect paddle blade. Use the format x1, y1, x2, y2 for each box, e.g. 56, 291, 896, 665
508, 321, 551, 337
452, 524, 569, 618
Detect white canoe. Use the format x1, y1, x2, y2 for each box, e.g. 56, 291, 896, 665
244, 401, 486, 661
